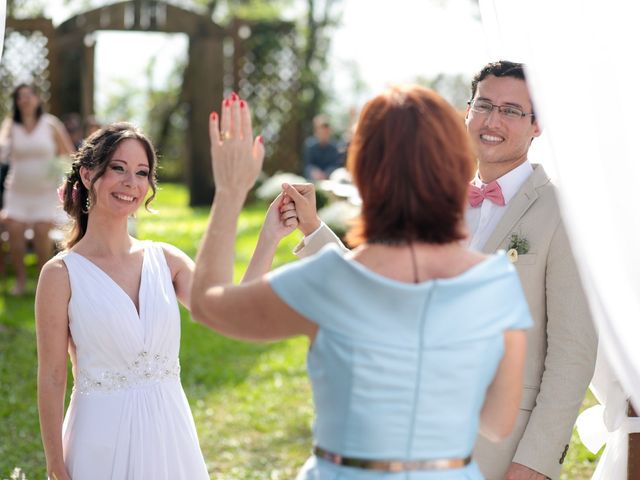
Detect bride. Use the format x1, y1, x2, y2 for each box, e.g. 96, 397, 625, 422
35, 122, 210, 479
36, 123, 297, 480
36, 121, 297, 480
34, 120, 298, 480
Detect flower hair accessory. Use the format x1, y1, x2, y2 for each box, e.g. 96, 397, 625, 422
57, 181, 80, 204
506, 233, 529, 263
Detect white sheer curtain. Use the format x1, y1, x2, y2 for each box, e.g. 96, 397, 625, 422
479, 0, 640, 477
0, 0, 5, 60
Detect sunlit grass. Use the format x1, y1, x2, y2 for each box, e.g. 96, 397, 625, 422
0, 183, 599, 479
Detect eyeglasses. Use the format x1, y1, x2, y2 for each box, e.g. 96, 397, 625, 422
468, 100, 535, 120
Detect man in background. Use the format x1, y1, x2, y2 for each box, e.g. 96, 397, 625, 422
303, 114, 343, 181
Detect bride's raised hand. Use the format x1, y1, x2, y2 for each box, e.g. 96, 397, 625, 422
209, 93, 264, 196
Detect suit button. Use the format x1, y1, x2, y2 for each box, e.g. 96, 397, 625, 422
559, 444, 569, 464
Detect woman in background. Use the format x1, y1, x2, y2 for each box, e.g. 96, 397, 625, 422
0, 84, 74, 295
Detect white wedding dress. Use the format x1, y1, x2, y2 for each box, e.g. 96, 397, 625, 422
59, 242, 209, 479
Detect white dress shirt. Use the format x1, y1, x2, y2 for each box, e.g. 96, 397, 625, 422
303, 222, 326, 246
465, 160, 534, 251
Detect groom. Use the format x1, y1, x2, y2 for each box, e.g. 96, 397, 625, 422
285, 61, 597, 479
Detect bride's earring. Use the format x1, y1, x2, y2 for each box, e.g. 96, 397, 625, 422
83, 194, 91, 213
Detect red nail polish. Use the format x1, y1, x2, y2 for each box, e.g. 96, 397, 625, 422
224, 99, 230, 107
231, 92, 238, 102
239, 100, 245, 108
210, 112, 217, 121
258, 135, 264, 144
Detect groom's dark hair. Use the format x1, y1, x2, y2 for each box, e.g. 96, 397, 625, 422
469, 60, 536, 123
470, 60, 526, 100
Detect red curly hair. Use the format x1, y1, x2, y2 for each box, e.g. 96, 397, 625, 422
346, 85, 475, 246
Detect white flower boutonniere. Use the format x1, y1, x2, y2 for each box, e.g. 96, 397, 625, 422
507, 233, 530, 263
507, 249, 519, 263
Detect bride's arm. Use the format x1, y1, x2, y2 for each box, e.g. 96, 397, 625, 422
35, 259, 72, 480
159, 243, 195, 310
242, 192, 298, 282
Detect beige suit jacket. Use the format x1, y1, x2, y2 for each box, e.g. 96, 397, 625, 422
293, 164, 597, 479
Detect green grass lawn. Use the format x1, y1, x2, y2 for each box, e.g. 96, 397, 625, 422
0, 183, 600, 479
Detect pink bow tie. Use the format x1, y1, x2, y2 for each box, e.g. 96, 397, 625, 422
468, 181, 506, 207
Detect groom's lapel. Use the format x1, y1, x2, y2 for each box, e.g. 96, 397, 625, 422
481, 164, 549, 254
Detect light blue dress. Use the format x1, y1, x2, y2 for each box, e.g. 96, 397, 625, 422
268, 245, 533, 480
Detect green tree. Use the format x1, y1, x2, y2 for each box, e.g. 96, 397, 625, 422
298, 0, 342, 136
5, 0, 45, 18
5, 0, 342, 180
145, 0, 343, 176
415, 73, 471, 111
143, 55, 189, 181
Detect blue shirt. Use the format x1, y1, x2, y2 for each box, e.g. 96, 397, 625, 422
303, 137, 343, 178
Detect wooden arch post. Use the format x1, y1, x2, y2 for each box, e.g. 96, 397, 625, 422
185, 33, 223, 205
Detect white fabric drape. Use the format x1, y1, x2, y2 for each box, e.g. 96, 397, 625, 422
0, 0, 6, 60
479, 1, 640, 478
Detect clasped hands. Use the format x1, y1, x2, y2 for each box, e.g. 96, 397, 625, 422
259, 182, 321, 244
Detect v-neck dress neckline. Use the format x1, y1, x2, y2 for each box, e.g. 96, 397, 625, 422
68, 243, 148, 319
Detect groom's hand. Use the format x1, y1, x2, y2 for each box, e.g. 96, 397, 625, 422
282, 183, 321, 236
504, 463, 548, 480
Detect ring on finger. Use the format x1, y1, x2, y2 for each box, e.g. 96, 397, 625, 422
221, 130, 232, 141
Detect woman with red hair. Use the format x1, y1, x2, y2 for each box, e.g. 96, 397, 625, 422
191, 87, 531, 479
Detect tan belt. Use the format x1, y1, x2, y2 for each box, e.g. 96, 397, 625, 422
313, 446, 472, 472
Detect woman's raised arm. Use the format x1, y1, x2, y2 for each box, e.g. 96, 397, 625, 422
190, 95, 315, 341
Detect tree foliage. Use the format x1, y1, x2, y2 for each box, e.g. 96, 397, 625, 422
2, 0, 343, 178
415, 73, 471, 111
5, 0, 45, 18
147, 0, 343, 176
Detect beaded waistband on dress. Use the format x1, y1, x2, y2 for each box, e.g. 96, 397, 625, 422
75, 350, 181, 395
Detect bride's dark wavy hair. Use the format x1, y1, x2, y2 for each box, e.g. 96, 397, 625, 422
60, 122, 158, 249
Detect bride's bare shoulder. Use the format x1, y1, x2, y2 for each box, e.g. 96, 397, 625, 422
37, 255, 71, 300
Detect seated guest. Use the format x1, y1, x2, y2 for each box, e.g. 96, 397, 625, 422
62, 113, 84, 150
84, 115, 102, 138
303, 114, 343, 180
191, 87, 532, 479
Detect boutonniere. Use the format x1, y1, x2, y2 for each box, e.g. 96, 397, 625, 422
507, 233, 529, 263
